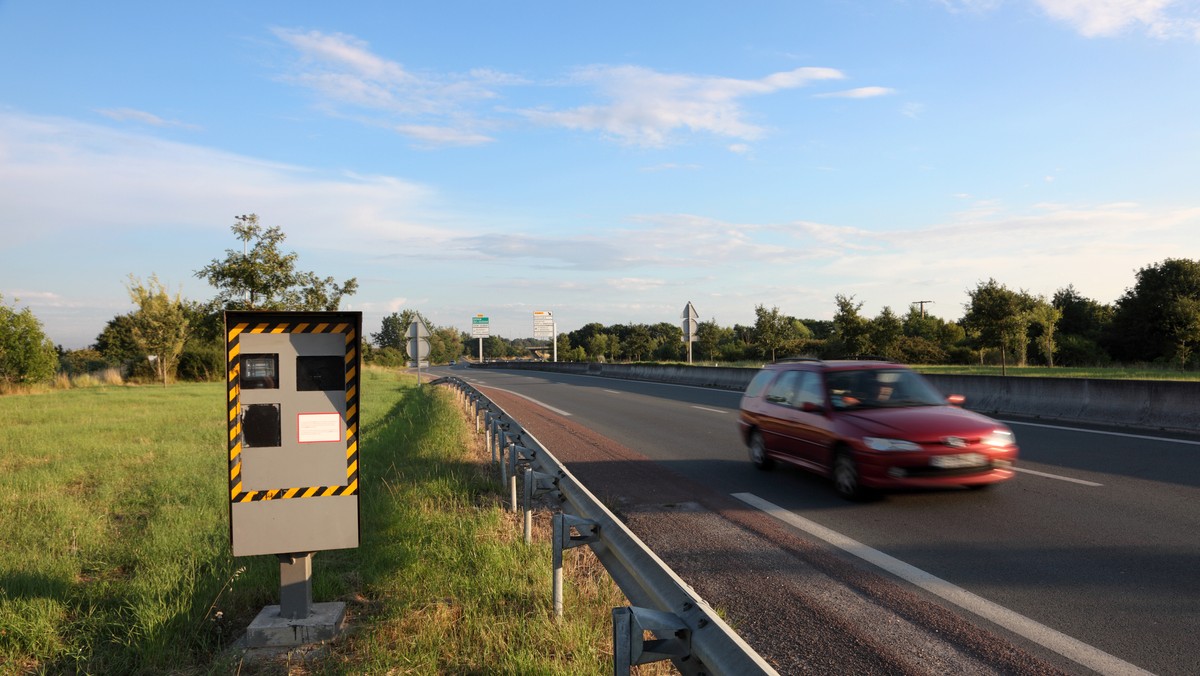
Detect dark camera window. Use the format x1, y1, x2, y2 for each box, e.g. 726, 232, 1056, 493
242, 404, 281, 447
296, 355, 345, 391
240, 354, 279, 389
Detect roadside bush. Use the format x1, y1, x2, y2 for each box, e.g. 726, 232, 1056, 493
898, 336, 948, 365
177, 343, 224, 381
945, 346, 976, 365
59, 348, 108, 376
1055, 334, 1113, 367
369, 346, 407, 368
0, 296, 59, 386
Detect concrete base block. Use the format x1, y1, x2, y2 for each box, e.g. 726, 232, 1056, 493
240, 602, 347, 648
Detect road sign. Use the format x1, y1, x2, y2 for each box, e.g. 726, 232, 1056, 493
405, 337, 430, 360
406, 320, 431, 360
533, 310, 554, 339
681, 302, 699, 343
471, 314, 490, 338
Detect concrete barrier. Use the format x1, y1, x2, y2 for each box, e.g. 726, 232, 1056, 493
474, 362, 1199, 433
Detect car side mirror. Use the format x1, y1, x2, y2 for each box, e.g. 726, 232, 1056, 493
947, 394, 966, 407
800, 401, 825, 414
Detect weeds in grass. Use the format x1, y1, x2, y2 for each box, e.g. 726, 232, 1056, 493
0, 369, 660, 675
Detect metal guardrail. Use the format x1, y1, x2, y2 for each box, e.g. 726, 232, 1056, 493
435, 376, 778, 676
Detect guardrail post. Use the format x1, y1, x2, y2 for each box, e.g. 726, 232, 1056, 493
485, 415, 495, 463
612, 606, 691, 675
498, 428, 513, 492
523, 468, 558, 544
552, 513, 599, 618
508, 443, 537, 513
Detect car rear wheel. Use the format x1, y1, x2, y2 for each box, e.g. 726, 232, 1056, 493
748, 431, 773, 470
833, 449, 867, 500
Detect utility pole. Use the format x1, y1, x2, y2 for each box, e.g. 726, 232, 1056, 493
913, 300, 934, 318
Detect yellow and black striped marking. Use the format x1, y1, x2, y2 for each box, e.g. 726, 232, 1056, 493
225, 313, 360, 503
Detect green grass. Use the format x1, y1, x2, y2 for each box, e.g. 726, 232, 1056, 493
0, 370, 636, 674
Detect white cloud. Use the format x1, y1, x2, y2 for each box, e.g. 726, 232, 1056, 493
815, 86, 897, 99
96, 108, 200, 130
639, 163, 703, 172
521, 65, 845, 147
271, 28, 861, 148
1033, 0, 1190, 37
607, 277, 668, 291
0, 110, 441, 246
272, 27, 515, 146
394, 124, 494, 147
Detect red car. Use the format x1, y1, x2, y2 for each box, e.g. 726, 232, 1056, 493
738, 359, 1017, 499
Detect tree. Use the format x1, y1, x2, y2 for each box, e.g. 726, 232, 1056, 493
869, 306, 904, 360
196, 214, 358, 311
1110, 258, 1200, 366
832, 294, 872, 357
94, 313, 144, 364
373, 310, 429, 350
962, 279, 1033, 372
429, 326, 463, 364
1053, 285, 1113, 340
754, 305, 791, 361
624, 324, 654, 361
1027, 297, 1062, 367
585, 333, 615, 361
696, 319, 726, 362
126, 275, 190, 386
0, 295, 59, 386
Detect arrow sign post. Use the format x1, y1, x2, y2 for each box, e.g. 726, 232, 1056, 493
406, 319, 431, 384
681, 301, 699, 364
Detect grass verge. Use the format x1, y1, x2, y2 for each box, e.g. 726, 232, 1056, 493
0, 369, 653, 674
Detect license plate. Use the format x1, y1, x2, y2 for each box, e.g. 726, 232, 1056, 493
931, 453, 987, 469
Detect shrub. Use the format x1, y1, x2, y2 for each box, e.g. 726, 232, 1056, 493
1055, 334, 1112, 367
177, 343, 224, 382
0, 296, 59, 386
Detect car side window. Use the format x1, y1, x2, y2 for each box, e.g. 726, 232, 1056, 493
743, 369, 775, 398
791, 371, 824, 409
764, 370, 800, 406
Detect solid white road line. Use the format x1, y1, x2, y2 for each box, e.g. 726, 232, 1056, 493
1003, 419, 1200, 446
487, 387, 573, 417
1013, 467, 1103, 486
691, 405, 728, 414
732, 492, 1153, 676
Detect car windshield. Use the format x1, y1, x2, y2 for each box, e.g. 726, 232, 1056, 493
826, 368, 947, 410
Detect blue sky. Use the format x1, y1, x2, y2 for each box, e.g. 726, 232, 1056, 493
2, 1, 1199, 348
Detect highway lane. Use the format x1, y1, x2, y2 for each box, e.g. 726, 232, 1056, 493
444, 365, 1200, 675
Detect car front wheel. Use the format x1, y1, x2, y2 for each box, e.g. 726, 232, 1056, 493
833, 450, 867, 500
748, 431, 773, 470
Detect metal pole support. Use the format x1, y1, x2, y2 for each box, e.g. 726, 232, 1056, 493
278, 552, 314, 620
612, 606, 691, 675
486, 416, 495, 463
508, 444, 536, 513
523, 468, 559, 544
552, 513, 599, 618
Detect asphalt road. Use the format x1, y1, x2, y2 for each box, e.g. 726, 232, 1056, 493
436, 365, 1199, 675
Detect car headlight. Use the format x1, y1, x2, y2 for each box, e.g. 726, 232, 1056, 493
984, 429, 1015, 447
863, 437, 921, 451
